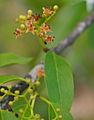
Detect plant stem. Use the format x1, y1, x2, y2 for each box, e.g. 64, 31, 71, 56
39, 96, 58, 119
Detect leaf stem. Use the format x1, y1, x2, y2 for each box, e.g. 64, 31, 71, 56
39, 95, 58, 119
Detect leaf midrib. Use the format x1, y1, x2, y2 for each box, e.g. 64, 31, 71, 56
52, 53, 63, 110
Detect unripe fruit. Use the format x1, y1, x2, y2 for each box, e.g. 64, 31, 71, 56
53, 5, 58, 10
19, 15, 26, 21
15, 90, 20, 95
19, 109, 23, 113
4, 90, 8, 94
58, 115, 62, 119
28, 88, 33, 93
27, 10, 32, 16
14, 96, 19, 101
9, 101, 13, 106
1, 88, 5, 93
35, 114, 40, 119
56, 108, 60, 112
35, 81, 40, 86
20, 24, 25, 30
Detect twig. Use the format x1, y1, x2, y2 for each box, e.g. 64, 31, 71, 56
0, 12, 94, 111
53, 12, 94, 54
0, 64, 44, 110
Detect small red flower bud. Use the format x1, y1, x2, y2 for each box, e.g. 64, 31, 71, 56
14, 28, 22, 38
26, 21, 36, 34
44, 35, 54, 43
32, 14, 41, 21
40, 23, 51, 34
42, 7, 53, 17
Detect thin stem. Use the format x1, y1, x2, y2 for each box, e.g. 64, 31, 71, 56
39, 96, 58, 119
53, 12, 94, 54
35, 10, 57, 52
30, 95, 36, 116
44, 11, 57, 23
39, 38, 49, 52
36, 29, 49, 52
20, 98, 30, 120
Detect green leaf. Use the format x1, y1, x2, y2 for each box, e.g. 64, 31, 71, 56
62, 112, 73, 120
0, 53, 32, 67
45, 51, 74, 112
0, 110, 19, 120
12, 97, 27, 113
0, 75, 24, 84
48, 105, 55, 120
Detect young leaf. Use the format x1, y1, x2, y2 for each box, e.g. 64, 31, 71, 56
0, 53, 32, 67
0, 110, 19, 120
0, 75, 24, 84
45, 51, 74, 112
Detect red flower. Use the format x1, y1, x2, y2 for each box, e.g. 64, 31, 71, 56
42, 7, 53, 17
14, 28, 22, 38
44, 35, 54, 43
26, 20, 36, 35
39, 23, 51, 38
32, 14, 41, 21
40, 23, 51, 33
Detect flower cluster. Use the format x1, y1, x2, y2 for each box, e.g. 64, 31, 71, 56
0, 85, 20, 107
42, 7, 53, 17
0, 62, 62, 119
14, 5, 58, 45
14, 9, 39, 38
39, 23, 54, 44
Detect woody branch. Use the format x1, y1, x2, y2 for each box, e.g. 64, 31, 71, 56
53, 12, 94, 54
22, 11, 94, 92
0, 11, 94, 109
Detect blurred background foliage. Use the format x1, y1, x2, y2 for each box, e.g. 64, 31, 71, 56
0, 0, 94, 120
